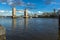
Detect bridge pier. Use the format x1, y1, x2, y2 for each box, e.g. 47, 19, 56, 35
12, 7, 16, 18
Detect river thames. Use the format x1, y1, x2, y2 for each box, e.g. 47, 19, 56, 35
0, 17, 58, 40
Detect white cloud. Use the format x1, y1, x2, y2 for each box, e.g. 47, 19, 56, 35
17, 10, 33, 13
0, 10, 5, 12
6, 0, 25, 6
0, 10, 12, 13
9, 11, 12, 13
36, 11, 43, 15
7, 0, 13, 2
0, 10, 12, 16
28, 11, 33, 13
57, 8, 60, 10
0, 10, 44, 16
38, 11, 43, 13
26, 10, 43, 15
16, 10, 24, 13
18, 11, 24, 13
1, 2, 6, 4
8, 2, 13, 5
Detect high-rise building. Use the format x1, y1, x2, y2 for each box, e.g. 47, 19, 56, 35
53, 9, 56, 16
58, 10, 60, 15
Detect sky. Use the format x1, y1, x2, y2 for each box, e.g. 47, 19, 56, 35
0, 0, 60, 16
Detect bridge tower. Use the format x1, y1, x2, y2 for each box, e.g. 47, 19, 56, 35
12, 7, 16, 18
24, 8, 28, 18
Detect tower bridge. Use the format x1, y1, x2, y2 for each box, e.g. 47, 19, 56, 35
12, 7, 28, 18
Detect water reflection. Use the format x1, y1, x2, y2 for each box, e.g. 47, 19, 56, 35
12, 18, 16, 32
9, 18, 29, 40
0, 25, 6, 40
24, 18, 28, 32
11, 18, 28, 32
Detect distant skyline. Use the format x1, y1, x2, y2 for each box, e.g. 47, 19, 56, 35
0, 0, 60, 16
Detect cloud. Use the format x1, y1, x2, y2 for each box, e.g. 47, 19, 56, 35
44, 0, 60, 5
17, 11, 24, 13
0, 10, 5, 12
1, 2, 6, 4
6, 0, 25, 7
26, 10, 43, 15
51, 2, 60, 5
0, 10, 43, 16
0, 0, 7, 4
26, 2, 35, 6
17, 10, 33, 13
0, 10, 12, 16
0, 0, 35, 7
8, 2, 13, 5
44, 0, 53, 5
38, 11, 43, 13
0, 10, 11, 13
0, 0, 25, 7
28, 11, 32, 13
57, 8, 60, 10
36, 11, 43, 15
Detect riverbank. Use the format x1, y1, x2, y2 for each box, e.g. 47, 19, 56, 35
0, 16, 58, 18
58, 30, 60, 40
0, 25, 6, 40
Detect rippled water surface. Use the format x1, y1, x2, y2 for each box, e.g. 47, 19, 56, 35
0, 17, 58, 40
